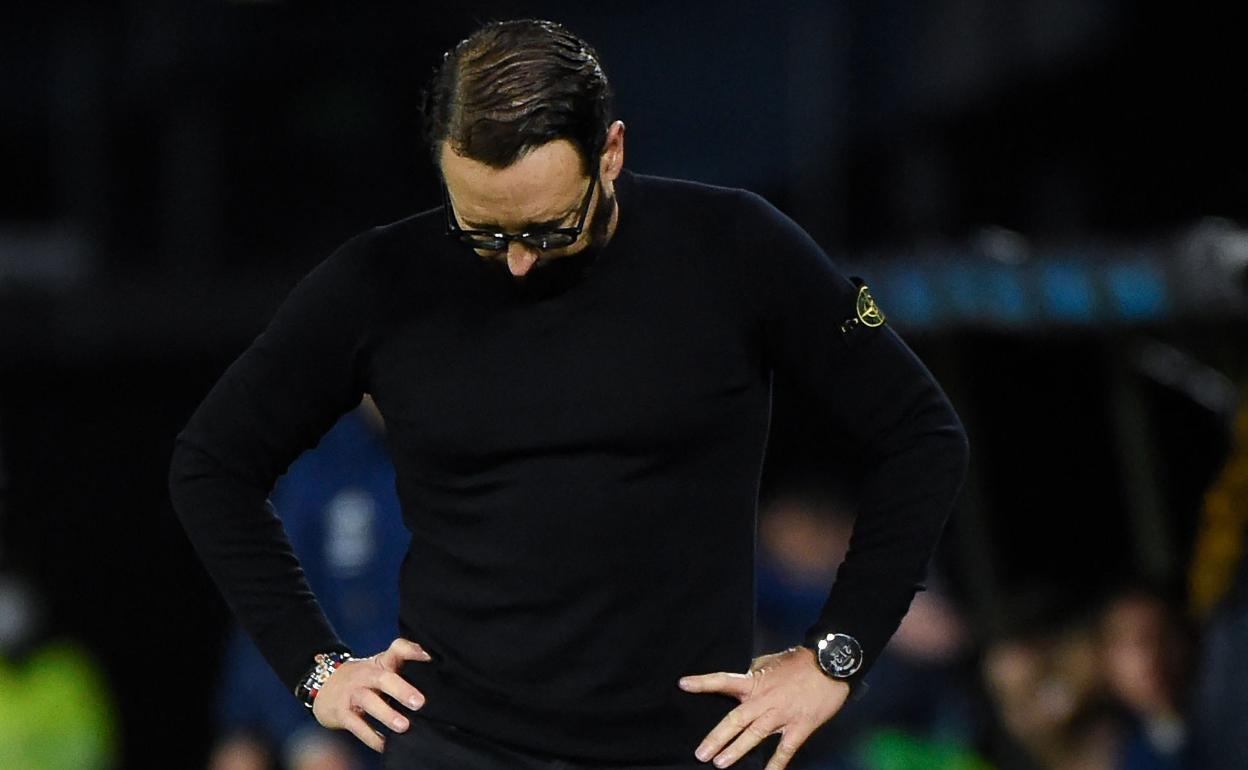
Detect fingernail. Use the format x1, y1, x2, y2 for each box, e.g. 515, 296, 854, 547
420, 651, 432, 661
714, 757, 728, 768
695, 747, 709, 762
679, 678, 692, 690
392, 717, 407, 731
408, 696, 423, 709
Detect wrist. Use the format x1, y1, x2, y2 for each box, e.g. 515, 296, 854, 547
293, 650, 356, 710
803, 632, 871, 702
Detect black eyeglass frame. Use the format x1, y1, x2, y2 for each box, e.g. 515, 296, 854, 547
443, 175, 598, 252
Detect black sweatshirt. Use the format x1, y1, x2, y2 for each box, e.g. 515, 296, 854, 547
168, 168, 969, 763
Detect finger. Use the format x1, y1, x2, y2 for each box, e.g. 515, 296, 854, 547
679, 671, 755, 698
377, 638, 433, 670
763, 726, 813, 770
694, 702, 764, 763
353, 687, 411, 734
711, 711, 781, 768
341, 711, 386, 753
747, 651, 781, 670
376, 669, 427, 711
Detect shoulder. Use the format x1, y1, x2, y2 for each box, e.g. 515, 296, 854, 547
626, 171, 793, 245
364, 206, 444, 248
628, 170, 769, 212
301, 206, 444, 305
630, 170, 817, 244
325, 206, 442, 274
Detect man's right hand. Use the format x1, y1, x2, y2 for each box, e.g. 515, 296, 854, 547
311, 637, 433, 753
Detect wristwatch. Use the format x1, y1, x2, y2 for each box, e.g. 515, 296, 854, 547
294, 650, 355, 710
811, 632, 863, 679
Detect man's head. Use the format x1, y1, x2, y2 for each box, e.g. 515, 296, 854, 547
422, 19, 626, 276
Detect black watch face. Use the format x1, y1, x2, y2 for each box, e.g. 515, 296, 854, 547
816, 633, 863, 678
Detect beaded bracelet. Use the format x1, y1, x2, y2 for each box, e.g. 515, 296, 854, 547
294, 651, 356, 710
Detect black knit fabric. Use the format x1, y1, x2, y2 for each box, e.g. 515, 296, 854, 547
168, 168, 968, 763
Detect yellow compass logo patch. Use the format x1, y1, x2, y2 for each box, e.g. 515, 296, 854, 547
855, 283, 886, 327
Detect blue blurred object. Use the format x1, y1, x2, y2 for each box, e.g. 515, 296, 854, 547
873, 265, 939, 329
1039, 260, 1098, 323
1105, 260, 1170, 322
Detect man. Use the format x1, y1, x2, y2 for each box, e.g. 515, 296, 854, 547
169, 18, 969, 770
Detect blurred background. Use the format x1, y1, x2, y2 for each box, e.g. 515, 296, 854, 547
2, 1, 1246, 768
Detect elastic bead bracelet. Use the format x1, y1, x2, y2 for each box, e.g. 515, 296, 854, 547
294, 651, 356, 710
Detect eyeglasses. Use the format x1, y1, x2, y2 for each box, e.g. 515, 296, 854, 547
443, 175, 598, 252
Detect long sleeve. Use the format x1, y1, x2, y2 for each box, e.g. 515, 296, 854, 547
734, 190, 970, 686
168, 229, 382, 692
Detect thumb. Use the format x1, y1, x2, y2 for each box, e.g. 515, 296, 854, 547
378, 638, 433, 670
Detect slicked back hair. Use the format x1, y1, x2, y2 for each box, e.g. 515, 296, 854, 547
422, 19, 614, 177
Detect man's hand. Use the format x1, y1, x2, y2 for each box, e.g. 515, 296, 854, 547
312, 637, 433, 753
679, 646, 851, 770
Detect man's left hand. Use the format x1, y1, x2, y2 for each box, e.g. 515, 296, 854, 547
678, 646, 850, 770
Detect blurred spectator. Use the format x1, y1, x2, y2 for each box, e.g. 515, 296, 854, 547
1187, 385, 1248, 770
0, 572, 118, 769
1189, 557, 1248, 770
981, 595, 1119, 770
756, 489, 984, 769
208, 397, 404, 770
1097, 587, 1192, 770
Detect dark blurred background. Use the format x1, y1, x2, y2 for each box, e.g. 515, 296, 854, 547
2, 2, 1246, 768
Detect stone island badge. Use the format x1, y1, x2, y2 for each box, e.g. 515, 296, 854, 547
840, 277, 886, 334
855, 283, 886, 327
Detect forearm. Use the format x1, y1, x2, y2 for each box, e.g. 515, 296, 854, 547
167, 233, 383, 690
801, 411, 969, 676
169, 438, 351, 691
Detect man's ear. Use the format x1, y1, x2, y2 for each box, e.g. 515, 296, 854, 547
601, 120, 626, 180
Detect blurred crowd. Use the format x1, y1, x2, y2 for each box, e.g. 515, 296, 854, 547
752, 383, 1248, 770
757, 497, 1194, 770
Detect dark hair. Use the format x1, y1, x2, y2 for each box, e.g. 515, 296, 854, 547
421, 19, 614, 177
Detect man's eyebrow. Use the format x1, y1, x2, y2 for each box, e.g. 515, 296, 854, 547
463, 211, 572, 232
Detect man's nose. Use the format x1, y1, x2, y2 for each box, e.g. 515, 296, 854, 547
505, 240, 540, 277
